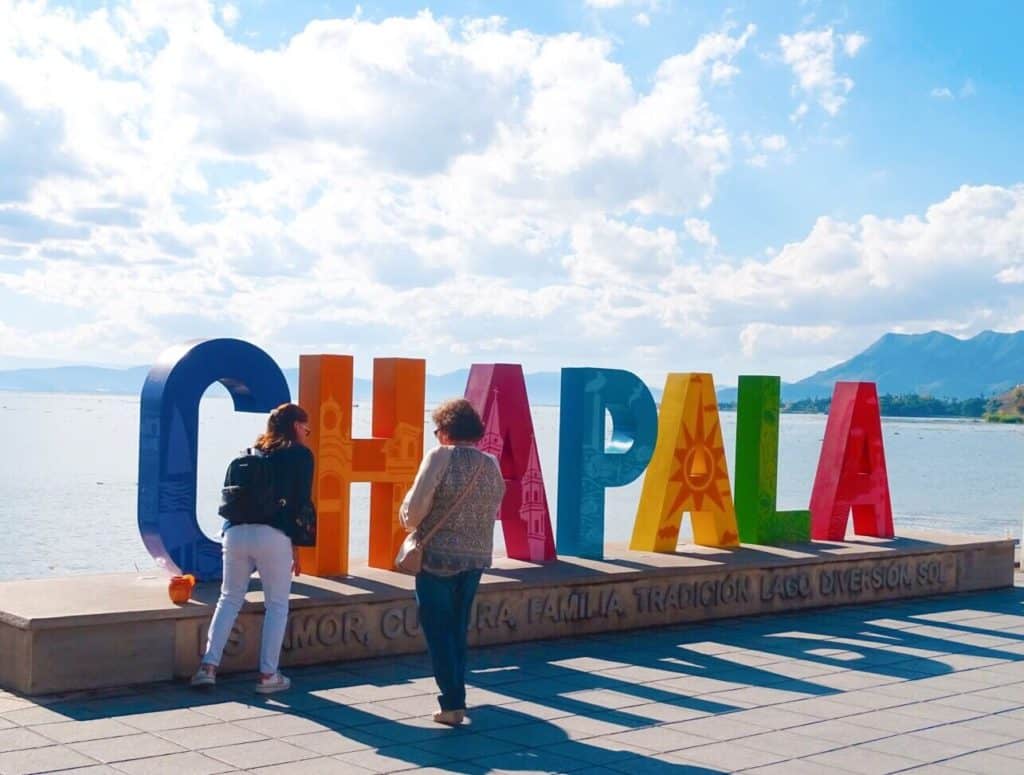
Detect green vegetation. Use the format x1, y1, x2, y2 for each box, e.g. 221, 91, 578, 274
738, 393, 998, 418
982, 384, 1024, 423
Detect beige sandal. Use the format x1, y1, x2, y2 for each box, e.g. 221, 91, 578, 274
432, 709, 465, 726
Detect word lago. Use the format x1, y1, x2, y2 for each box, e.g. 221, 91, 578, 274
138, 339, 893, 581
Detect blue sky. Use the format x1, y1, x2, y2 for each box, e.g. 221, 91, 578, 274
1, 0, 1023, 380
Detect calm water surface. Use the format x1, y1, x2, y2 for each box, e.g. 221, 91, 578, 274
0, 392, 1021, 581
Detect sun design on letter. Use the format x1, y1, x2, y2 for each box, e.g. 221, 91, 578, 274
666, 402, 730, 516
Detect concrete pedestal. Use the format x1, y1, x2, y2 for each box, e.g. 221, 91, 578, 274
0, 531, 1015, 696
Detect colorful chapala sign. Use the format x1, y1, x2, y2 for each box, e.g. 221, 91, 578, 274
138, 339, 894, 581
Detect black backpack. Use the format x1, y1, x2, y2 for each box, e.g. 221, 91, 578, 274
218, 448, 282, 525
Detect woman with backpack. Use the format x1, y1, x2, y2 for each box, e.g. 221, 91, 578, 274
399, 398, 505, 726
190, 402, 314, 694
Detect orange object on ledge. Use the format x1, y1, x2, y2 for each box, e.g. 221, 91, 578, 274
168, 574, 195, 604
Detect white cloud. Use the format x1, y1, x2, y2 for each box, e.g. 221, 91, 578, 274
2, 4, 1019, 384
684, 217, 717, 248
585, 0, 661, 8
779, 27, 865, 116
633, 13, 651, 27
740, 323, 837, 357
932, 80, 975, 100
841, 33, 868, 57
0, 3, 759, 372
220, 3, 240, 28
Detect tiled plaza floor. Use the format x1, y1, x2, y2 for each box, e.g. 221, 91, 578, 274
2, 578, 1023, 774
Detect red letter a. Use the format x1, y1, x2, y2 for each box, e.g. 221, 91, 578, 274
465, 364, 557, 562
810, 382, 894, 541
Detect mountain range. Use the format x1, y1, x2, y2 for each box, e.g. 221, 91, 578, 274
0, 364, 566, 405
728, 330, 1024, 402
2, 330, 1023, 403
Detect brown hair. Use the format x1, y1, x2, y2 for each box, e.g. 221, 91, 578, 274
255, 402, 309, 452
432, 398, 485, 443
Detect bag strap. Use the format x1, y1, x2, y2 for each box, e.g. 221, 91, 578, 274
416, 452, 488, 549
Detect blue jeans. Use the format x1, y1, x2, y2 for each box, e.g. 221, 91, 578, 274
415, 569, 482, 711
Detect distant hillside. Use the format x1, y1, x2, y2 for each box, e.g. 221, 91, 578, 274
0, 364, 565, 405
982, 384, 1024, 423
718, 330, 1024, 402
0, 365, 152, 394
8, 329, 1023, 406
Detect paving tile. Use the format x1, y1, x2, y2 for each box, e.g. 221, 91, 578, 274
989, 739, 1024, 756
552, 712, 632, 740
33, 718, 139, 743
903, 702, 986, 724
1, 704, 92, 726
375, 693, 445, 717
414, 729, 524, 760
153, 721, 267, 750
668, 740, 788, 771
956, 712, 1024, 740
975, 683, 1024, 703
560, 688, 649, 710
191, 701, 279, 722
113, 750, 237, 774
118, 708, 216, 732
722, 707, 822, 731
602, 725, 715, 754
469, 747, 590, 773
821, 689, 917, 711
742, 757, 861, 775
203, 739, 319, 769
499, 700, 577, 721
250, 756, 374, 774
483, 720, 578, 747
912, 722, 1017, 751
705, 685, 817, 707
0, 701, 37, 718
805, 745, 926, 774
861, 733, 972, 762
933, 693, 1023, 714
54, 767, 123, 774
664, 714, 774, 741
613, 751, 717, 774
457, 705, 537, 732
234, 713, 331, 737
779, 697, 870, 719
0, 726, 56, 752
789, 719, 890, 746
618, 701, 710, 723
540, 737, 649, 765
739, 729, 844, 757
281, 729, 388, 755
0, 745, 98, 775
334, 743, 451, 772
942, 749, 1024, 772
69, 732, 185, 763
870, 682, 961, 702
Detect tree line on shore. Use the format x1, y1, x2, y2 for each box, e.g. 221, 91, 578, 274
721, 392, 1022, 421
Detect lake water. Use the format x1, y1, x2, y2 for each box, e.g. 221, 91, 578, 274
0, 392, 1022, 582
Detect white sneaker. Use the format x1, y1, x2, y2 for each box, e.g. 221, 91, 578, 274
255, 673, 291, 694
190, 667, 216, 688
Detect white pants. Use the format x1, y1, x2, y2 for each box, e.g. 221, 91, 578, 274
201, 524, 293, 675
